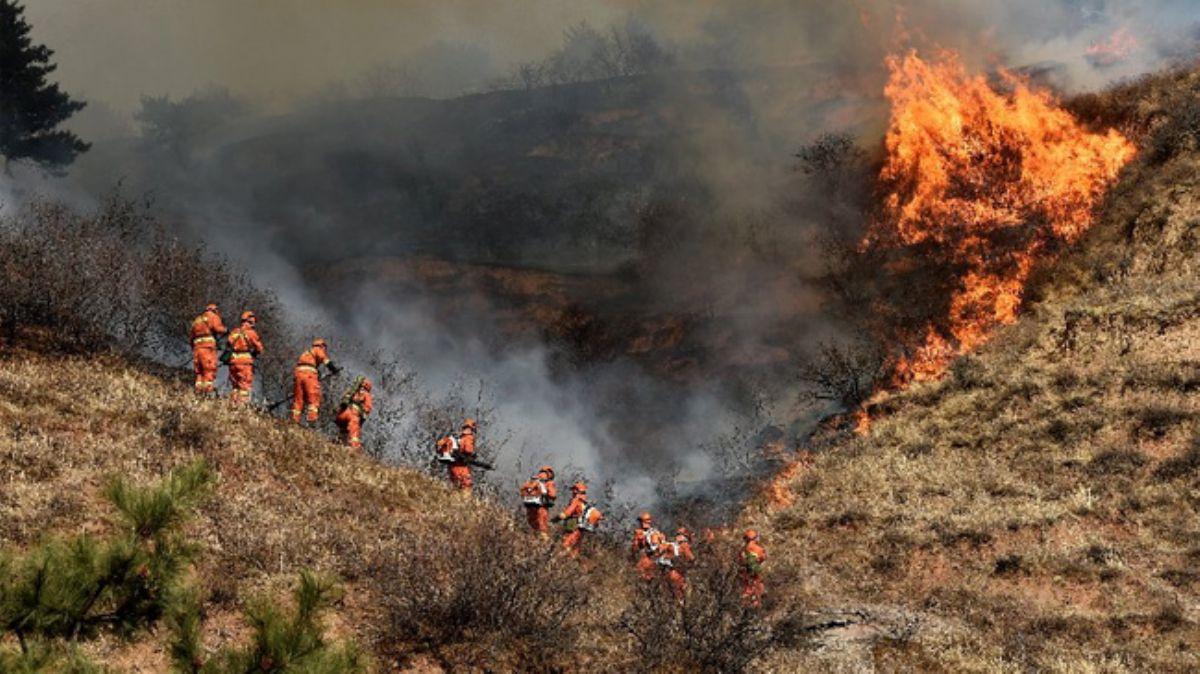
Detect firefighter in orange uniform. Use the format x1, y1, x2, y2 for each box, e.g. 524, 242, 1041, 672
519, 466, 558, 533
660, 527, 696, 600
226, 311, 264, 405
189, 303, 227, 396
440, 418, 476, 490
291, 338, 339, 424
554, 482, 601, 558
334, 377, 373, 450
631, 512, 665, 581
741, 529, 766, 608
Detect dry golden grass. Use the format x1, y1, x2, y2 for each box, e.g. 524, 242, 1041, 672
0, 350, 650, 672
753, 92, 1200, 671
11, 65, 1200, 674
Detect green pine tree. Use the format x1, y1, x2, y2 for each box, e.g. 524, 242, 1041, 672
169, 570, 368, 674
0, 461, 212, 660
0, 0, 89, 173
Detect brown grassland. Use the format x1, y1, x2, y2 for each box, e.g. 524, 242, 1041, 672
6, 66, 1200, 672
748, 67, 1200, 671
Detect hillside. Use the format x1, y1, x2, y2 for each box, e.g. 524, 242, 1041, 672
750, 68, 1200, 671
9, 63, 1200, 674
0, 350, 648, 671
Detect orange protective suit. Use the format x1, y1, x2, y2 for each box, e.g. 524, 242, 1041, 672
741, 537, 767, 608
291, 343, 330, 423
189, 307, 227, 395
226, 320, 264, 404
632, 525, 666, 581
520, 470, 557, 533
335, 384, 373, 450
447, 425, 475, 490
662, 537, 696, 599
557, 492, 589, 557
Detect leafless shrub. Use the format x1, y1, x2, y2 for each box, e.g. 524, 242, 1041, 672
0, 193, 285, 370
368, 516, 591, 669
798, 338, 887, 409
495, 19, 673, 90
618, 543, 807, 673
382, 377, 510, 487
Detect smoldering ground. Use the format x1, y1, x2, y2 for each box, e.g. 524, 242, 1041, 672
15, 0, 1200, 516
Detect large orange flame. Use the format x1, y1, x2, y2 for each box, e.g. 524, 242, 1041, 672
868, 50, 1135, 385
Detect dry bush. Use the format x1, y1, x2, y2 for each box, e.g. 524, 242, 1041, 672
1130, 405, 1193, 440
1148, 94, 1200, 165
798, 337, 887, 410
1153, 443, 1200, 482
367, 514, 592, 669
618, 543, 806, 673
1087, 448, 1147, 477
0, 194, 285, 368
0, 193, 399, 425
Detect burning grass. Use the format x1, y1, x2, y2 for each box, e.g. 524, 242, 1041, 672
865, 51, 1136, 386
761, 66, 1200, 668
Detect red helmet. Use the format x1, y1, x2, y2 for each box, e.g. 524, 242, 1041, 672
637, 512, 653, 524
360, 378, 372, 391
571, 481, 587, 493
462, 418, 477, 430
205, 302, 218, 312
240, 310, 256, 322
743, 529, 759, 542
312, 338, 327, 347
538, 465, 554, 479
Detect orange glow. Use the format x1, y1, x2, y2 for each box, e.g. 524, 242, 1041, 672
764, 451, 814, 510
1086, 27, 1139, 68
867, 50, 1135, 386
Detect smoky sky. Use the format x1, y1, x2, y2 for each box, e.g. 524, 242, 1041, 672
27, 0, 1200, 117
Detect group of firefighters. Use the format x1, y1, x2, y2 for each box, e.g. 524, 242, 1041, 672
515, 464, 767, 605
189, 303, 372, 448
190, 303, 766, 606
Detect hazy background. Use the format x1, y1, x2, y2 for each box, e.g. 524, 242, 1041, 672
12, 0, 1200, 514
27, 1, 1200, 119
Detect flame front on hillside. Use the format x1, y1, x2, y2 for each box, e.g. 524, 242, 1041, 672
867, 50, 1136, 386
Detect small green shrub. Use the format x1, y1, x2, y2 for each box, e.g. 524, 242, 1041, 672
0, 642, 104, 673
169, 570, 367, 674
0, 461, 211, 658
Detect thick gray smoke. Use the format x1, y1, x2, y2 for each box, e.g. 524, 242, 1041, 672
19, 0, 1200, 514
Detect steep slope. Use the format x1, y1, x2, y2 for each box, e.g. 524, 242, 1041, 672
753, 70, 1200, 672
0, 350, 634, 671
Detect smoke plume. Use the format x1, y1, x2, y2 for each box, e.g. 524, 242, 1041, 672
16, 0, 1200, 515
